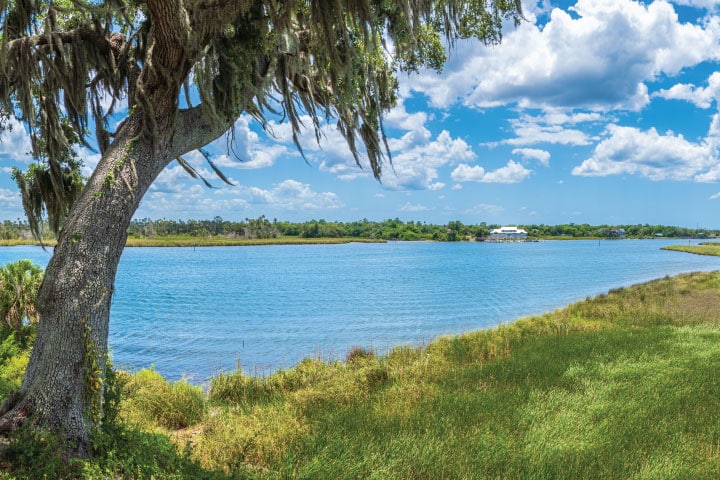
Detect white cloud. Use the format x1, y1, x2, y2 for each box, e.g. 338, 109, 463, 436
0, 118, 33, 162
451, 160, 532, 184
261, 115, 374, 181
384, 129, 475, 190
512, 148, 551, 166
653, 71, 720, 108
709, 191, 720, 199
669, 0, 720, 9
211, 116, 289, 169
219, 180, 343, 211
452, 164, 486, 182
152, 161, 219, 194
572, 124, 717, 181
540, 111, 605, 125
384, 102, 429, 132
138, 179, 342, 218
405, 0, 720, 111
248, 97, 479, 191
399, 202, 430, 212
489, 114, 596, 147
482, 160, 533, 183
0, 188, 17, 205
267, 179, 343, 210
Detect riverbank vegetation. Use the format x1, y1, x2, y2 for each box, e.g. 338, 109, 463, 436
2, 261, 720, 478
663, 242, 720, 257
0, 217, 716, 246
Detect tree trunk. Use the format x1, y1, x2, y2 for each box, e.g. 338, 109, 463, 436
0, 114, 175, 454
0, 95, 232, 454
0, 0, 248, 457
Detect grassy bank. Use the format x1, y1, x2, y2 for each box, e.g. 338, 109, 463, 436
663, 242, 720, 256
4, 271, 720, 478
0, 239, 55, 247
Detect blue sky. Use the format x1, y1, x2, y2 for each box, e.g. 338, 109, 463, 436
3, 0, 720, 227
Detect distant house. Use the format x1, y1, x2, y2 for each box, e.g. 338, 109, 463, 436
489, 226, 528, 239
608, 228, 626, 239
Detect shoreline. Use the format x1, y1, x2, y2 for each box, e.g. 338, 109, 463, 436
0, 236, 705, 248
0, 236, 388, 248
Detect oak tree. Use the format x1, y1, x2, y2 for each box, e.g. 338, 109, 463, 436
0, 0, 521, 455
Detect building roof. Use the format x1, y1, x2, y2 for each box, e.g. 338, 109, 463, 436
490, 226, 527, 234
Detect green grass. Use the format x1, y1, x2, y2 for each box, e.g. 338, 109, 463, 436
5, 271, 720, 478
0, 239, 55, 247
663, 243, 720, 256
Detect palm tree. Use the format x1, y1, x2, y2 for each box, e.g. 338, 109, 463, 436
0, 260, 44, 334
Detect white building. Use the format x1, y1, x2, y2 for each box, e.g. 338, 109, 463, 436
489, 226, 528, 239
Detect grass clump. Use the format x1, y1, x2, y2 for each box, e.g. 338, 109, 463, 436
120, 368, 206, 430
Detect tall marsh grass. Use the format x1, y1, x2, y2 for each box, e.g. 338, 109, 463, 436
188, 271, 720, 478
120, 368, 205, 430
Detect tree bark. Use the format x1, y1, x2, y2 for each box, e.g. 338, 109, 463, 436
0, 101, 230, 454
0, 116, 147, 452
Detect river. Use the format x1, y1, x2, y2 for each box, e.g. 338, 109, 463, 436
1, 239, 718, 382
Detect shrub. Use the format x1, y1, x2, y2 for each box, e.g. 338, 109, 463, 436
2, 422, 83, 479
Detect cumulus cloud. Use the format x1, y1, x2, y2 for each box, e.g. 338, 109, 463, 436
211, 116, 289, 170
152, 153, 225, 194
384, 102, 429, 132
654, 71, 720, 108
265, 180, 343, 210
572, 125, 717, 181
512, 148, 551, 166
0, 118, 33, 162
384, 129, 475, 190
669, 0, 720, 8
405, 0, 720, 111
451, 160, 532, 184
486, 113, 597, 147
0, 188, 17, 205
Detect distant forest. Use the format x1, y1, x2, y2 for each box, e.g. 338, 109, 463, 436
0, 216, 714, 242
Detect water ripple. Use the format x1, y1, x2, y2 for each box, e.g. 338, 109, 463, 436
1, 240, 718, 381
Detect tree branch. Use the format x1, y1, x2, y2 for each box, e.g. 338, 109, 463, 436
168, 105, 231, 160
144, 0, 191, 74
3, 27, 119, 56
168, 50, 271, 160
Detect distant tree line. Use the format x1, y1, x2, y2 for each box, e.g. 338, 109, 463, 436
125, 218, 717, 241
128, 216, 720, 241
0, 217, 716, 242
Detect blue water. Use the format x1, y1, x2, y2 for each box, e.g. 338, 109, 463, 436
1, 239, 719, 382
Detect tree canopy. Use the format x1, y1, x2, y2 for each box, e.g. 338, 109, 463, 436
1, 0, 521, 236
